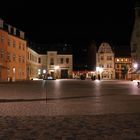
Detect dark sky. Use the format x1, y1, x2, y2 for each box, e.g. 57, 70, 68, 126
0, 0, 136, 47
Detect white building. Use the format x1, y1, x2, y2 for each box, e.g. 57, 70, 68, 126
96, 42, 115, 79
27, 48, 73, 79
47, 51, 73, 79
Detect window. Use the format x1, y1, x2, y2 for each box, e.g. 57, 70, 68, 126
50, 58, 54, 65
8, 38, 11, 46
38, 57, 41, 63
66, 58, 69, 64
13, 54, 16, 61
101, 56, 104, 60
107, 56, 112, 60
117, 58, 119, 62
60, 58, 63, 64
0, 50, 4, 60
22, 56, 25, 63
1, 34, 4, 43
19, 42, 21, 49
19, 56, 21, 63
22, 43, 25, 50
7, 52, 11, 62
13, 40, 16, 47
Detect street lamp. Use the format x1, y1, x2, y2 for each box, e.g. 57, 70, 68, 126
133, 63, 138, 69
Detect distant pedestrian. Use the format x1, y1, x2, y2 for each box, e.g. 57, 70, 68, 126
98, 74, 100, 80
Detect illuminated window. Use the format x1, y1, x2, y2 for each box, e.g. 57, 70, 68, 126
121, 59, 123, 61
125, 59, 127, 61
0, 50, 4, 60
117, 59, 119, 62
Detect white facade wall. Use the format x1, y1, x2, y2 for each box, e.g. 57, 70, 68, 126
96, 42, 115, 79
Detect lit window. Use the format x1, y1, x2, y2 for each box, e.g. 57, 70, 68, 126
117, 59, 119, 62
125, 59, 127, 61
0, 50, 4, 60
121, 59, 123, 61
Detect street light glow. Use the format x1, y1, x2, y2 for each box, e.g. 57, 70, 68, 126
54, 65, 60, 70
43, 69, 46, 74
133, 63, 138, 69
96, 67, 103, 72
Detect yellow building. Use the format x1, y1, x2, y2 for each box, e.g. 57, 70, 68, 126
115, 57, 131, 80
27, 47, 40, 80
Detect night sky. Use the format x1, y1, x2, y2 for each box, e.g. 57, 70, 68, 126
0, 0, 135, 47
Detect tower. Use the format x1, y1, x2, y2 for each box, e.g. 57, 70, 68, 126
131, 1, 140, 68
88, 40, 97, 71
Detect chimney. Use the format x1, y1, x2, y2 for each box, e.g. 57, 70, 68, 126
20, 31, 25, 39
0, 18, 4, 28
13, 27, 16, 35
8, 25, 11, 33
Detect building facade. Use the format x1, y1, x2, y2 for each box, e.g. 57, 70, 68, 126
0, 18, 27, 81
27, 50, 73, 80
115, 57, 131, 80
0, 18, 73, 81
47, 51, 73, 79
131, 3, 140, 79
27, 47, 40, 80
96, 42, 115, 80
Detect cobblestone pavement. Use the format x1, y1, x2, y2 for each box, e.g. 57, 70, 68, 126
0, 80, 140, 139
0, 113, 140, 140
0, 97, 140, 140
